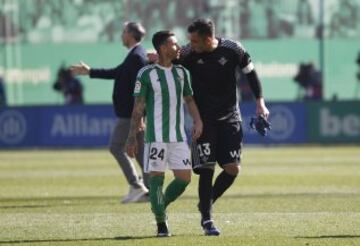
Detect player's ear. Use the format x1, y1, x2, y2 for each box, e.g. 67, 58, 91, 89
159, 45, 165, 55
204, 36, 212, 46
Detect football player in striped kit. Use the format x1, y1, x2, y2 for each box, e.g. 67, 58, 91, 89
126, 30, 203, 237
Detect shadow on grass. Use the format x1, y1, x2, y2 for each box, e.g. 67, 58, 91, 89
1, 192, 358, 209
295, 235, 360, 239
0, 235, 157, 244
0, 196, 119, 203
0, 196, 120, 209
0, 205, 53, 209
1, 192, 358, 203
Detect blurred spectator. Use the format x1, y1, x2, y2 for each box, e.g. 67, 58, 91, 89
239, 1, 251, 38
0, 10, 18, 42
295, 0, 314, 38
296, 0, 313, 25
294, 62, 323, 100
13, 0, 360, 43
53, 66, 84, 104
248, 0, 268, 38
99, 2, 123, 43
357, 51, 360, 79
265, 1, 280, 38
357, 51, 360, 75
356, 51, 360, 98
0, 77, 7, 107
329, 0, 359, 38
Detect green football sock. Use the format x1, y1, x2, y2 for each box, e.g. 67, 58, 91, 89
164, 178, 190, 208
149, 175, 166, 223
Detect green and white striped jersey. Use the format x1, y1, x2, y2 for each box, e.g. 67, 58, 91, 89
134, 63, 193, 143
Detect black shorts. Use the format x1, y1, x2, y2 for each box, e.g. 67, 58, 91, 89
192, 113, 243, 171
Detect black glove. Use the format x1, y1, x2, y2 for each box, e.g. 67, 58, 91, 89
250, 115, 271, 136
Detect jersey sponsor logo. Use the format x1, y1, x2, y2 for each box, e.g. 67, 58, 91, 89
0, 110, 27, 144
197, 59, 204, 64
218, 57, 228, 66
229, 150, 240, 159
134, 81, 141, 93
182, 159, 191, 166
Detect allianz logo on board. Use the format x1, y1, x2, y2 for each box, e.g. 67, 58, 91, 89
0, 110, 27, 144
51, 114, 117, 137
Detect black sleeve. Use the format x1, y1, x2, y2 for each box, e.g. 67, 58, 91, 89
89, 63, 123, 80
129, 55, 149, 87
175, 44, 191, 67
239, 52, 252, 70
134, 53, 148, 71
246, 70, 263, 99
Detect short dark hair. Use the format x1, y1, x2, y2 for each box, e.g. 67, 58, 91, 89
152, 30, 175, 53
187, 18, 215, 38
125, 22, 146, 42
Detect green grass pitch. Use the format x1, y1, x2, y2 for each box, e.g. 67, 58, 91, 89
0, 146, 359, 245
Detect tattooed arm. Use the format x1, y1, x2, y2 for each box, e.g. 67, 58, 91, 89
126, 96, 146, 158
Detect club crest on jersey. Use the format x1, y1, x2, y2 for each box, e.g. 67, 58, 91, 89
134, 81, 141, 93
218, 57, 228, 65
200, 155, 208, 163
197, 59, 204, 64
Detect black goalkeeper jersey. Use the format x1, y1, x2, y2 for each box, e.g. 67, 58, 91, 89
180, 38, 252, 121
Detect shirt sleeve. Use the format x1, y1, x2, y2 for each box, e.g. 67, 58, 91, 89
134, 69, 149, 97
182, 68, 193, 97
240, 52, 255, 74
177, 44, 192, 68
226, 40, 255, 74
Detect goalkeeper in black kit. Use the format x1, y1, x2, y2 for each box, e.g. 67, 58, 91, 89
179, 18, 270, 236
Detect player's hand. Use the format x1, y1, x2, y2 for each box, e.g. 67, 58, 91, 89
256, 97, 270, 119
138, 117, 146, 132
192, 119, 203, 140
147, 51, 158, 63
126, 139, 138, 158
69, 61, 90, 76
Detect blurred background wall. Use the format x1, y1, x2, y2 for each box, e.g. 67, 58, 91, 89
0, 0, 359, 105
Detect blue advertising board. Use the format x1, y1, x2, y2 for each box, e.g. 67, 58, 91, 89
0, 102, 307, 148
240, 102, 306, 144
0, 105, 117, 148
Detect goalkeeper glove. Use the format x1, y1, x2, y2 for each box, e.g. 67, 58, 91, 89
249, 115, 271, 136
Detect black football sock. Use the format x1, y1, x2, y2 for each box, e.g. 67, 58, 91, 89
212, 170, 237, 204
198, 168, 214, 222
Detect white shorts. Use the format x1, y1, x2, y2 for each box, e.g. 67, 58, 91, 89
144, 142, 192, 173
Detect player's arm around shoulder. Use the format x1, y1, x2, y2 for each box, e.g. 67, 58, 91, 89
184, 96, 203, 140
